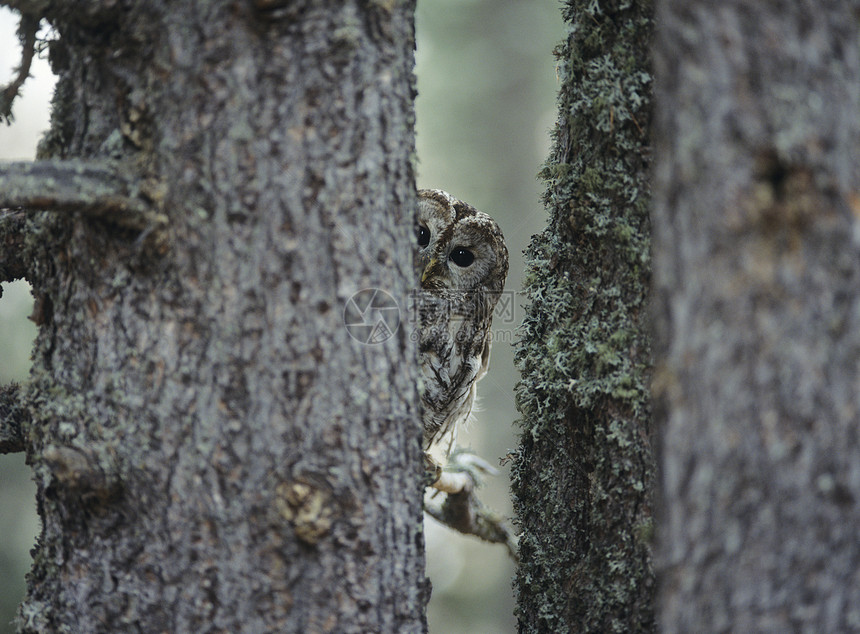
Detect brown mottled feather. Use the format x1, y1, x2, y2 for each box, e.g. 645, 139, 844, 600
414, 189, 508, 462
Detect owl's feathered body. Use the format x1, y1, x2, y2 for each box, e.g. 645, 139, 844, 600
415, 189, 508, 465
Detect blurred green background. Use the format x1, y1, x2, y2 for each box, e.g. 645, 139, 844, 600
414, 3, 562, 633
0, 3, 563, 632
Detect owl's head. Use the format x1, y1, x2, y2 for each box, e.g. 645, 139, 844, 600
415, 189, 508, 295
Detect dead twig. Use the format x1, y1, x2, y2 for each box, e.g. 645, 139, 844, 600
0, 12, 39, 124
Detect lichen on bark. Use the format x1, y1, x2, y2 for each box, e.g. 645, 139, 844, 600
512, 1, 655, 631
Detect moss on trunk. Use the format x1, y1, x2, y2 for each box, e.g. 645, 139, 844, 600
512, 1, 655, 631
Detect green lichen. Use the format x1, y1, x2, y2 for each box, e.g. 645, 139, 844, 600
512, 1, 655, 632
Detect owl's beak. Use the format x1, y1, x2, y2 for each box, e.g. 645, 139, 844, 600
421, 258, 439, 284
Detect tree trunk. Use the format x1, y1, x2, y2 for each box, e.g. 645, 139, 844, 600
0, 2, 426, 632
512, 1, 655, 631
652, 1, 860, 631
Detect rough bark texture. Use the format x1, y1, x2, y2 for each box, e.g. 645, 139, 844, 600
0, 211, 30, 289
652, 1, 860, 631
2, 1, 427, 632
0, 383, 27, 454
512, 1, 654, 631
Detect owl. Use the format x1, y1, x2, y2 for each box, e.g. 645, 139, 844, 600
415, 189, 508, 489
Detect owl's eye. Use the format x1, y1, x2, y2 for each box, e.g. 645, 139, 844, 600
449, 248, 474, 267
417, 224, 431, 247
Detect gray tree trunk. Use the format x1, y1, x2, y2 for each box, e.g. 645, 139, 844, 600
512, 1, 655, 631
652, 1, 860, 631
0, 2, 427, 632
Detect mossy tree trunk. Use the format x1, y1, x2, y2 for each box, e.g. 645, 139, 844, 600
652, 1, 860, 630
0, 1, 427, 632
512, 1, 655, 631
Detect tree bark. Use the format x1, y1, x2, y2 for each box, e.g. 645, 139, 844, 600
652, 1, 860, 631
512, 1, 655, 631
2, 1, 426, 632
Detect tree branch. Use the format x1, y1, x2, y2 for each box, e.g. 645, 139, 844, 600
0, 160, 166, 231
425, 488, 518, 561
0, 383, 27, 454
0, 11, 39, 124
425, 450, 519, 560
